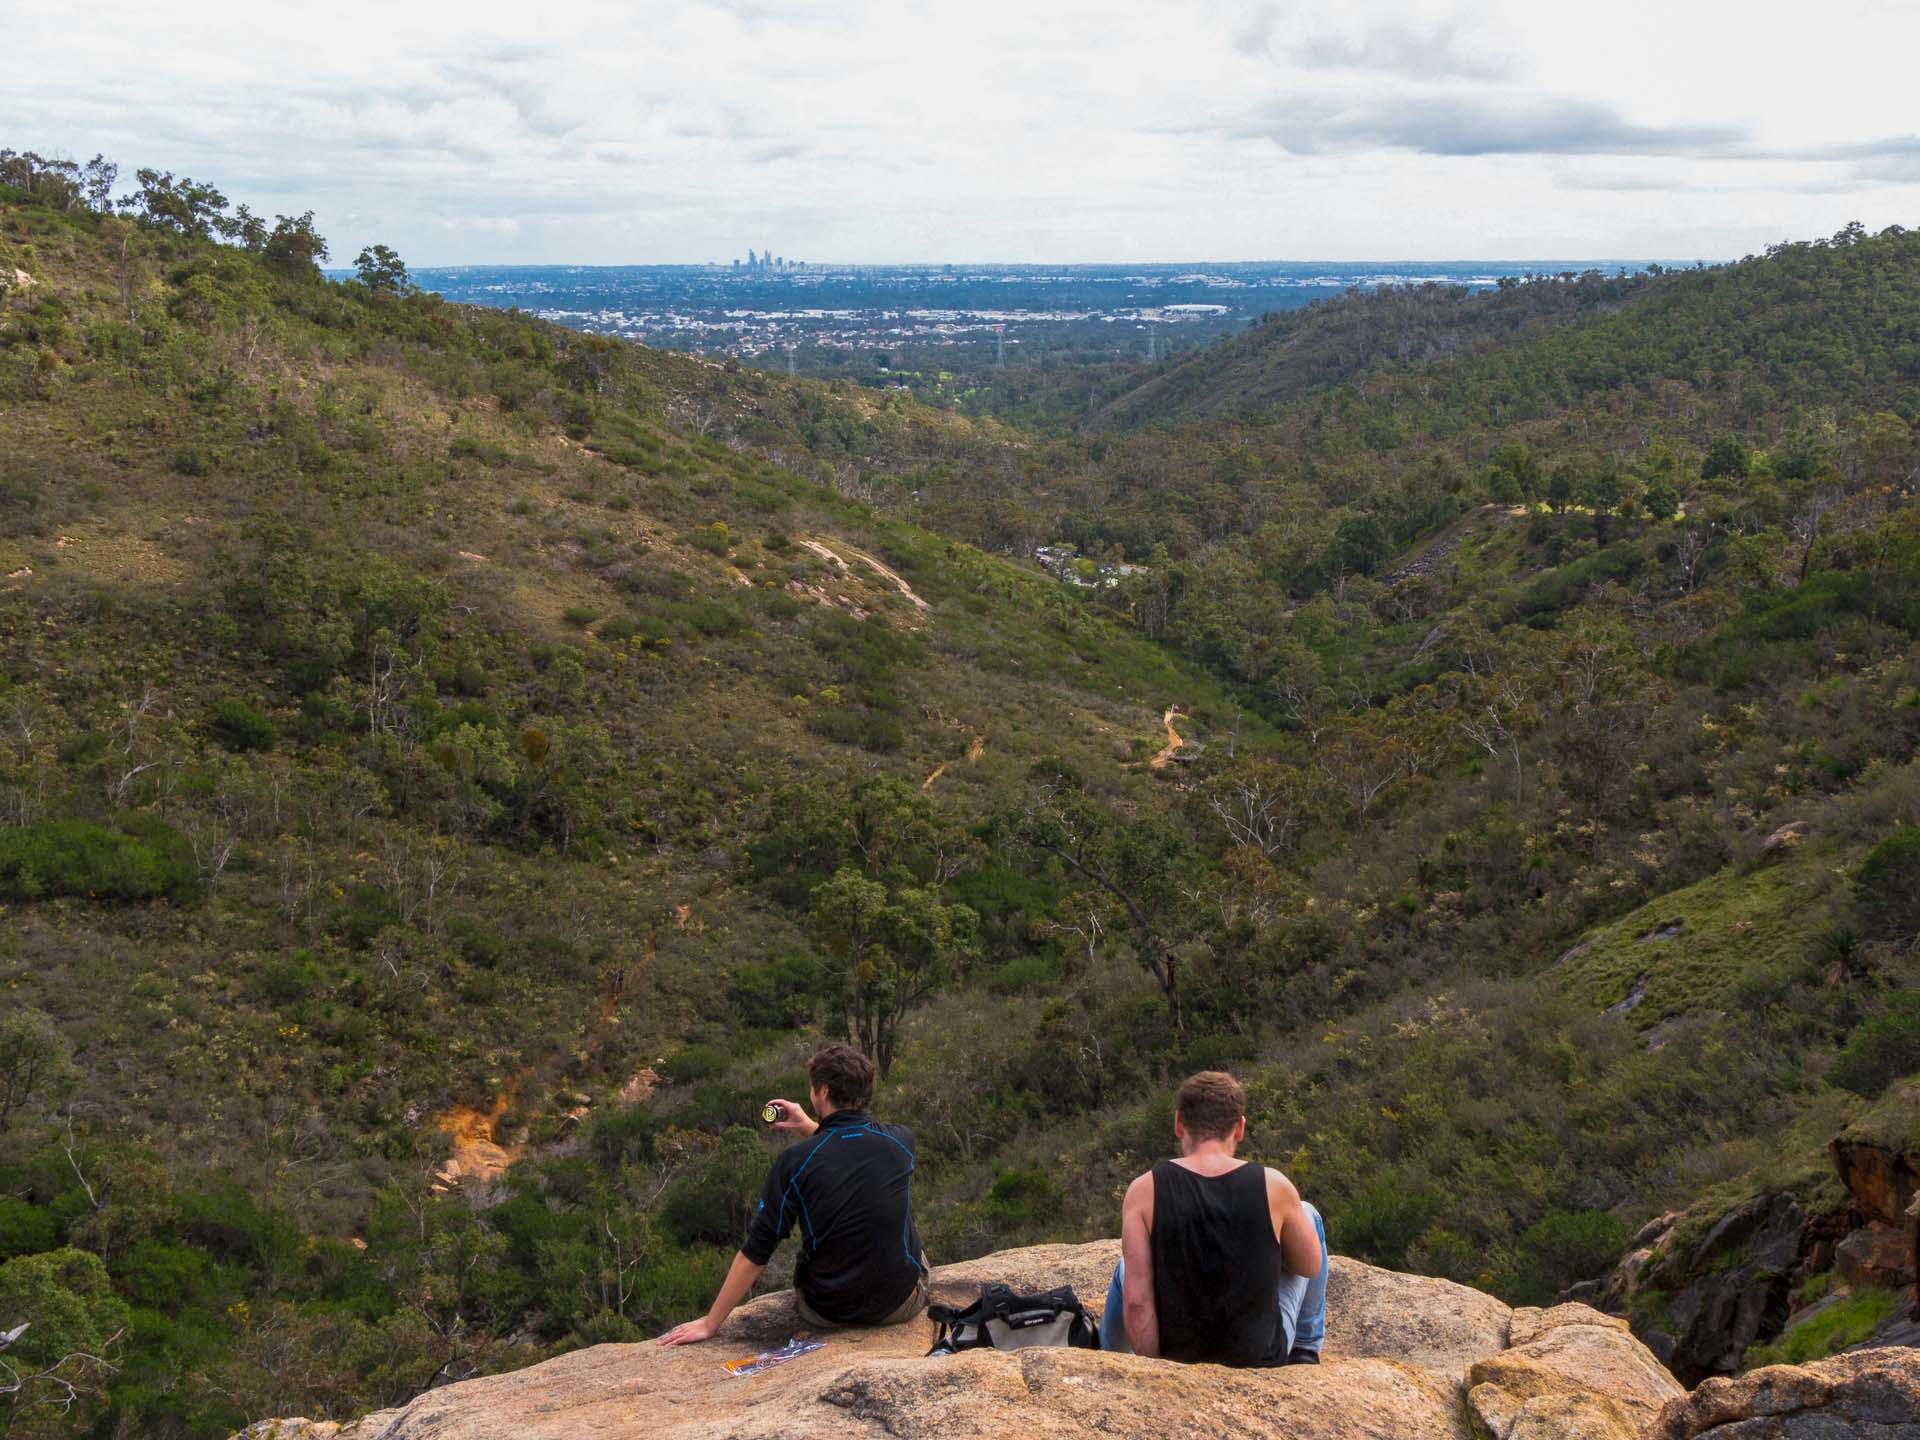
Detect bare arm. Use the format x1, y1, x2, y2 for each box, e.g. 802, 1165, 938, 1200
1266, 1169, 1322, 1280
1120, 1172, 1159, 1358
657, 1250, 766, 1345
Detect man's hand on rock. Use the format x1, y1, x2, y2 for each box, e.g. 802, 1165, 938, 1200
657, 1317, 719, 1346
766, 1100, 819, 1136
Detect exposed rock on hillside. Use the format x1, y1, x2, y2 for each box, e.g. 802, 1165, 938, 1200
238, 1241, 1673, 1440
1832, 1130, 1920, 1233
1628, 1193, 1811, 1384
1655, 1346, 1920, 1437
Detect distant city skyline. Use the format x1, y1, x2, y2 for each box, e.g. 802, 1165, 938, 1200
9, 0, 1920, 267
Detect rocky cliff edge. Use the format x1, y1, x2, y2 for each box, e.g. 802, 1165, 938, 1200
237, 1241, 1916, 1440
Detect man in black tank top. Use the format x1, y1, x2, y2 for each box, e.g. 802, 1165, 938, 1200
1098, 1071, 1327, 1366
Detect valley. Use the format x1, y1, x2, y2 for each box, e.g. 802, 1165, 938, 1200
2, 156, 1920, 1438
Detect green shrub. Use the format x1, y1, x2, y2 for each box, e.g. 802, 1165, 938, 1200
1855, 826, 1920, 942
561, 606, 599, 629
805, 707, 904, 753
171, 444, 210, 476
0, 818, 197, 901
335, 884, 400, 947
252, 951, 322, 1007
1509, 1209, 1630, 1305
658, 1045, 732, 1086
657, 1128, 765, 1247
57, 731, 108, 768
1334, 1176, 1441, 1271
116, 1239, 210, 1309
623, 1246, 731, 1331
755, 589, 806, 621
728, 951, 821, 1029
0, 1197, 58, 1261
1829, 992, 1920, 1096
207, 696, 276, 752
0, 1248, 129, 1403
665, 598, 747, 638
988, 953, 1063, 995
982, 1167, 1064, 1228
586, 1105, 664, 1170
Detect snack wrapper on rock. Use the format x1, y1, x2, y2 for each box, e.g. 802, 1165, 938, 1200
722, 1338, 824, 1378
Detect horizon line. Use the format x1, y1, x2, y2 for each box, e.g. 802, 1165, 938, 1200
323, 255, 1716, 275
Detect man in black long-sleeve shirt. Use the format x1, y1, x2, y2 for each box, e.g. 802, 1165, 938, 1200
657, 1044, 928, 1344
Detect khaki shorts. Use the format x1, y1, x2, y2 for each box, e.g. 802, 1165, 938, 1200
796, 1259, 930, 1328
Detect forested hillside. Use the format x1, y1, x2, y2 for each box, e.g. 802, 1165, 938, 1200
3, 154, 1920, 1438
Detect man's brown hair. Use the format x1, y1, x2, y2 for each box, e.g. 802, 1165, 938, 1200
808, 1044, 877, 1111
1176, 1070, 1245, 1141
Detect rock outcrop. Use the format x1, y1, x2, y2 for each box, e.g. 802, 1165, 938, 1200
1831, 1134, 1920, 1232
1468, 1304, 1686, 1439
1655, 1346, 1920, 1437
1600, 1088, 1920, 1385
1625, 1193, 1811, 1384
237, 1241, 1676, 1440
1832, 1104, 1920, 1312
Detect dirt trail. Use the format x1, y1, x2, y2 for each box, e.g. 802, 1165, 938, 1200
799, 537, 930, 613
1148, 706, 1186, 770
923, 734, 986, 789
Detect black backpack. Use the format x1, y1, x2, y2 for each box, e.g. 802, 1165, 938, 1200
926, 1282, 1099, 1355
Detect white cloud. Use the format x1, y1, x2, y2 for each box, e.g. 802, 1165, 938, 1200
5, 0, 1919, 263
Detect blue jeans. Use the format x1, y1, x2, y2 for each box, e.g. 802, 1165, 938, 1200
1098, 1200, 1327, 1359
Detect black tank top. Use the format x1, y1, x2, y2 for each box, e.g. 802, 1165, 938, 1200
1149, 1159, 1285, 1366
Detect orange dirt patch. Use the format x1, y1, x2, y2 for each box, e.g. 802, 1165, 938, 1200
1148, 706, 1186, 770
924, 734, 986, 789
434, 1092, 521, 1191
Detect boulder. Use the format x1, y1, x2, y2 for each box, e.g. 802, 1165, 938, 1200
817, 1350, 1470, 1440
1659, 1269, 1794, 1383
1655, 1345, 1920, 1438
1692, 1195, 1807, 1279
232, 1243, 1669, 1440
1323, 1253, 1513, 1378
1470, 1303, 1685, 1440
1836, 1222, 1916, 1292
1760, 822, 1812, 857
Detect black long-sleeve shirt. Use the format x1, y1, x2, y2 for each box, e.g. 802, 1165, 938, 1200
740, 1108, 925, 1323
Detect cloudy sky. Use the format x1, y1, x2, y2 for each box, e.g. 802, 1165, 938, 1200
9, 0, 1920, 265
